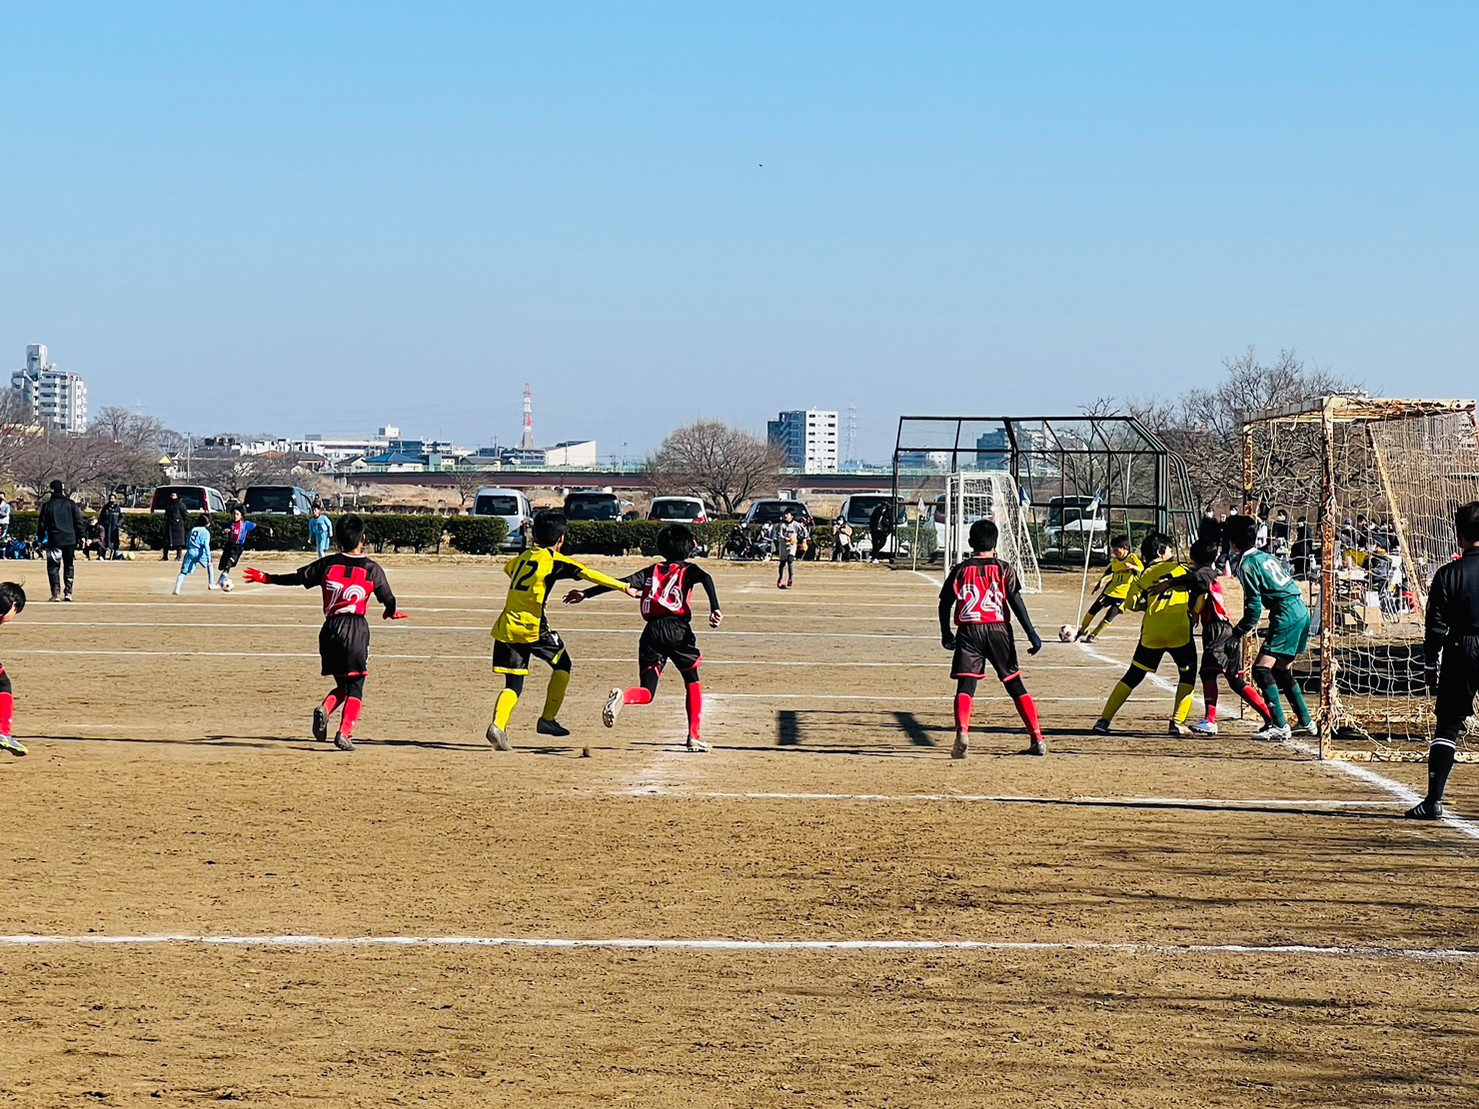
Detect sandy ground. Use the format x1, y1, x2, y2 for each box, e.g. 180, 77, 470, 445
0, 555, 1475, 1107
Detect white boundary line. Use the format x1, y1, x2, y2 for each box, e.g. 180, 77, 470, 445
0, 933, 1472, 961
1075, 641, 1479, 843
670, 791, 1399, 809
15, 622, 939, 640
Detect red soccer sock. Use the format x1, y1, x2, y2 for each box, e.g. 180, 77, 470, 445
1234, 679, 1273, 722
685, 682, 703, 739
1202, 679, 1219, 723
322, 688, 344, 716
0, 691, 13, 735
1012, 692, 1042, 739
339, 697, 363, 738
623, 688, 654, 706
954, 693, 973, 733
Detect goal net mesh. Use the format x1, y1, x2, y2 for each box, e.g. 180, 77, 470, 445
943, 471, 1042, 593
1244, 398, 1479, 760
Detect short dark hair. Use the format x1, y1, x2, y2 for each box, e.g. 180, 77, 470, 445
657, 524, 696, 561
531, 510, 566, 548
1189, 538, 1221, 566
1457, 502, 1479, 544
968, 519, 999, 552
1110, 534, 1130, 550
197, 513, 212, 527
0, 581, 27, 618
1224, 514, 1260, 551
1141, 531, 1175, 561
49, 480, 64, 495
335, 513, 365, 551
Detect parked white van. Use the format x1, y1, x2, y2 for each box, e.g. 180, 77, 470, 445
472, 488, 534, 550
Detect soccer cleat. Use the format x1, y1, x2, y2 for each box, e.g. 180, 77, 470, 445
536, 718, 570, 738
0, 735, 27, 757
49, 593, 61, 603
1025, 738, 1046, 756
171, 584, 182, 596
1295, 720, 1320, 738
1252, 724, 1292, 742
312, 705, 329, 742
486, 722, 511, 751
1168, 721, 1192, 737
63, 594, 73, 602
1404, 799, 1443, 820
1091, 719, 1111, 736
951, 731, 968, 759
1082, 634, 1097, 644
602, 687, 623, 729
333, 730, 354, 751
685, 736, 710, 753
1189, 719, 1219, 736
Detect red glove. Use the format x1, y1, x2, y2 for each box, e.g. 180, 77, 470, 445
385, 610, 408, 621
243, 567, 269, 584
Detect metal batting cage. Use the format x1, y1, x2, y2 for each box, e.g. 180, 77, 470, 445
891, 415, 1199, 561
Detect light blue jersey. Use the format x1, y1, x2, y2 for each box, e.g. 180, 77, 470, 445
310, 513, 333, 557
181, 525, 213, 575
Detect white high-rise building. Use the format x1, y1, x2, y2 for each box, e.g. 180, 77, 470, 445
11, 344, 88, 433
767, 409, 840, 472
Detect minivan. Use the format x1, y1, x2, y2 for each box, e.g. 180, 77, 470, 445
150, 485, 227, 514
242, 485, 317, 515
839, 493, 909, 556
741, 499, 813, 527
473, 487, 534, 550
648, 496, 713, 523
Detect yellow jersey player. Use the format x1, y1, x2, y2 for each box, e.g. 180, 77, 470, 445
1091, 532, 1198, 736
487, 510, 639, 751
1075, 534, 1143, 642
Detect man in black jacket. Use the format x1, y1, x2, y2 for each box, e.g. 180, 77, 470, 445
163, 492, 189, 561
99, 494, 123, 560
39, 480, 86, 602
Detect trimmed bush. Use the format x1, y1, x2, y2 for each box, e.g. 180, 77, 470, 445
6, 512, 38, 541
362, 514, 445, 553
445, 516, 511, 555
119, 511, 447, 554
561, 521, 736, 557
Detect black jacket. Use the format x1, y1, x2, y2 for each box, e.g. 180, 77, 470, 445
164, 500, 190, 544
40, 493, 86, 548
100, 503, 124, 540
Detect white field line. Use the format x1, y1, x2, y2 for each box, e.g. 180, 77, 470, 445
705, 693, 1105, 703
0, 933, 1473, 962
16, 623, 941, 640
1076, 641, 1479, 844
66, 599, 943, 612
661, 791, 1399, 809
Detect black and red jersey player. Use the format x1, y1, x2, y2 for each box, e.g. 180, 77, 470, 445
938, 518, 1046, 758
565, 524, 723, 753
244, 513, 406, 751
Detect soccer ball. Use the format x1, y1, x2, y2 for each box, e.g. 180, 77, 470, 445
221, 580, 234, 593
1058, 624, 1075, 642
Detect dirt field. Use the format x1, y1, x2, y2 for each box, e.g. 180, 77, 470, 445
0, 555, 1475, 1107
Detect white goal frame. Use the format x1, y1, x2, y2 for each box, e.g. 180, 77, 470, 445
942, 471, 1042, 593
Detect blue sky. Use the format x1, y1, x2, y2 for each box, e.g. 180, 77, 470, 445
3, 2, 1476, 461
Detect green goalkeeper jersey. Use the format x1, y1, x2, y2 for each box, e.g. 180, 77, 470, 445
1233, 549, 1307, 636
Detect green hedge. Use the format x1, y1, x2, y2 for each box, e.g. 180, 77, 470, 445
445, 516, 512, 555
5, 511, 38, 541
562, 521, 737, 556
362, 515, 445, 553
118, 512, 447, 554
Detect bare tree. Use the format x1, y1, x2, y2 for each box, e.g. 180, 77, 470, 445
191, 453, 299, 501
1109, 347, 1363, 508
91, 406, 167, 452
447, 464, 489, 510
648, 421, 785, 514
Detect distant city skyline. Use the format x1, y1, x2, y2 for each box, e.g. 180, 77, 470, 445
4, 5, 1477, 462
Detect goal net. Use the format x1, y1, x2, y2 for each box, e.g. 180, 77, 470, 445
942, 471, 1042, 593
1243, 397, 1479, 760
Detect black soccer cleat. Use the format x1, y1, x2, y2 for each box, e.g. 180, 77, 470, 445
1404, 799, 1443, 820
333, 730, 354, 752
312, 706, 329, 743
1091, 719, 1111, 736
536, 718, 571, 738
1025, 738, 1046, 756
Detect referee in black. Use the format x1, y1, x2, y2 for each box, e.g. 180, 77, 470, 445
1407, 501, 1479, 820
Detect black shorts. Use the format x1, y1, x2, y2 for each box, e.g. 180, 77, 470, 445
951, 623, 1019, 680
1087, 595, 1124, 620
1436, 636, 1479, 740
492, 628, 567, 676
320, 615, 370, 678
639, 618, 702, 674
1131, 640, 1198, 679
1199, 627, 1239, 678
219, 543, 244, 573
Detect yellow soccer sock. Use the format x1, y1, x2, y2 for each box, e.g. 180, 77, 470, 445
1173, 683, 1195, 724
1101, 681, 1134, 722
494, 688, 519, 730
1088, 616, 1110, 638
542, 669, 571, 721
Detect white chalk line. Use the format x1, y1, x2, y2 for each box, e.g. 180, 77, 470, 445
0, 933, 1472, 962
15, 622, 939, 640
648, 791, 1399, 809
1075, 641, 1479, 844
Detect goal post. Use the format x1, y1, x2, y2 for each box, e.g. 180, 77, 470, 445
1242, 396, 1479, 761
942, 471, 1042, 592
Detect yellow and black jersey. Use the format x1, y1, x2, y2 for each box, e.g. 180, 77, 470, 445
1102, 553, 1144, 601
1122, 561, 1193, 650
492, 547, 630, 645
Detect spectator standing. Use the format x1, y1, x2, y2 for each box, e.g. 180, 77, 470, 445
309, 504, 334, 558
163, 492, 189, 561
832, 518, 855, 562
39, 480, 85, 602
868, 503, 894, 563
0, 494, 10, 544
100, 494, 123, 560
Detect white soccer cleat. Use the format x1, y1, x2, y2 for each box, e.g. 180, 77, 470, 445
1295, 720, 1320, 738
685, 736, 710, 753
1189, 719, 1219, 736
602, 687, 623, 729
1252, 724, 1292, 742
951, 731, 968, 759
